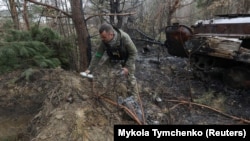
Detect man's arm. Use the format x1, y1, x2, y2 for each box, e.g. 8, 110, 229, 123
85, 44, 105, 73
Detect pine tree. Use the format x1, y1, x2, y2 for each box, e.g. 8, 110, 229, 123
0, 26, 72, 75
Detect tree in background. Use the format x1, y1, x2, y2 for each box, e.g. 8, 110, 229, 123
3, 0, 92, 72
8, 0, 20, 29
196, 0, 250, 18
0, 27, 72, 74
2, 0, 250, 74
70, 0, 91, 71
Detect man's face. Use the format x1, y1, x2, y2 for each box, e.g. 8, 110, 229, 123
100, 31, 114, 43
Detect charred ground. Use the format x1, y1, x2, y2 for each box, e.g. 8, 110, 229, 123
0, 45, 249, 140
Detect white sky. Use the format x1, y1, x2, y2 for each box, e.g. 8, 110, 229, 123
0, 0, 88, 11
0, 0, 8, 10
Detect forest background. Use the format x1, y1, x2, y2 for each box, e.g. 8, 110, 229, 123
0, 0, 249, 75
0, 0, 250, 140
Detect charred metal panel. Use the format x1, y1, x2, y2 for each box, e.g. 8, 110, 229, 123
192, 16, 250, 39
164, 14, 250, 69
165, 24, 193, 57
164, 14, 250, 88
193, 23, 250, 38
186, 37, 243, 60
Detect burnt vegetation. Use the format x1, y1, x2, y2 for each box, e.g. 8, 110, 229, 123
0, 0, 250, 140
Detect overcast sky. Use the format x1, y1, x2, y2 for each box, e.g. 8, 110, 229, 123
0, 0, 8, 10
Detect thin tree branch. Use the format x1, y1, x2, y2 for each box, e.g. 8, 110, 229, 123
166, 99, 250, 124
26, 0, 71, 17
85, 11, 136, 21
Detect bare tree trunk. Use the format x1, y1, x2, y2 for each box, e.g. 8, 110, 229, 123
23, 0, 30, 30
167, 0, 180, 25
70, 0, 91, 72
9, 0, 20, 29
116, 0, 123, 28
110, 0, 115, 25
109, 0, 123, 28
26, 0, 90, 71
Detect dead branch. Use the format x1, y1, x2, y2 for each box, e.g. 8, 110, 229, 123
89, 69, 145, 125
85, 12, 136, 21
98, 94, 144, 125
89, 78, 144, 125
26, 0, 71, 17
166, 99, 250, 124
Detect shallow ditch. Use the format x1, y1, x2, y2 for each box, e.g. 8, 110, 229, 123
0, 91, 44, 140
0, 115, 33, 140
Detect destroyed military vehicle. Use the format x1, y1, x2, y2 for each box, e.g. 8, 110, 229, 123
164, 14, 250, 88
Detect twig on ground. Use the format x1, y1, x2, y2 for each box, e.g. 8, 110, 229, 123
166, 99, 250, 124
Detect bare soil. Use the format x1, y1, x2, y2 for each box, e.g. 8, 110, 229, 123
0, 46, 249, 141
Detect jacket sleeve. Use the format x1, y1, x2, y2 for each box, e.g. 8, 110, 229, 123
121, 31, 138, 70
88, 44, 105, 72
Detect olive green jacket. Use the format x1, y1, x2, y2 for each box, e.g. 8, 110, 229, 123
88, 29, 137, 72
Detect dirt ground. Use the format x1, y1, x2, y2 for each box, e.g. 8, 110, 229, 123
0, 45, 250, 141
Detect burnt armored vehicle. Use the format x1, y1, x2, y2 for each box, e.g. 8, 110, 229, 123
165, 14, 250, 88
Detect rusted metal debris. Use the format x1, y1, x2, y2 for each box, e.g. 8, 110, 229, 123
164, 14, 250, 88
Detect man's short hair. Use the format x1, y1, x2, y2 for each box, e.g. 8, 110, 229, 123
99, 23, 114, 33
